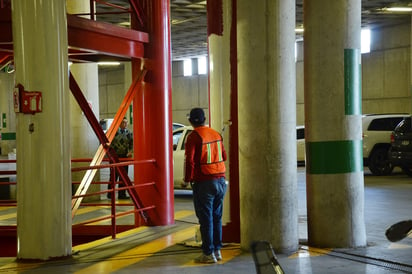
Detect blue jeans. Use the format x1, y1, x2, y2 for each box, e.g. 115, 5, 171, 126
192, 177, 227, 255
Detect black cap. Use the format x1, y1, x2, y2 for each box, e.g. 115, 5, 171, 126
188, 108, 206, 124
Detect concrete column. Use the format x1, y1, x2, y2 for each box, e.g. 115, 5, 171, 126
238, 0, 298, 253
191, 58, 199, 75
0, 73, 15, 155
67, 1, 100, 201
208, 0, 238, 241
12, 0, 71, 259
124, 62, 133, 123
304, 0, 366, 247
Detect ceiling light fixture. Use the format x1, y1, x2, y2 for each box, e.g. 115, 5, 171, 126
119, 21, 130, 27
98, 62, 121, 66
385, 7, 412, 12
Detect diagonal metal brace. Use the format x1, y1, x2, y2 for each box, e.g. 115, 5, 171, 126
69, 69, 149, 223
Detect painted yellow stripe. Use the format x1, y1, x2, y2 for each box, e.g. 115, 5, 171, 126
0, 212, 16, 221
182, 244, 242, 267
175, 210, 195, 220
0, 206, 109, 222
77, 206, 110, 214
74, 225, 197, 274
84, 208, 195, 226
290, 246, 332, 258
74, 210, 196, 250
73, 225, 151, 252
0, 261, 42, 272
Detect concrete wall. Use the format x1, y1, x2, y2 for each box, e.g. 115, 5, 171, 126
98, 65, 129, 120
171, 61, 209, 125
362, 23, 411, 114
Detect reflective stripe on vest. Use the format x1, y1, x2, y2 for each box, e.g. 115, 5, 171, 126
194, 127, 226, 175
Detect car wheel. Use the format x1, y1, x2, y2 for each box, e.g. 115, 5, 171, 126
368, 147, 394, 176
401, 166, 412, 177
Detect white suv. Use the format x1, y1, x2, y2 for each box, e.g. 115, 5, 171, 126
362, 114, 408, 175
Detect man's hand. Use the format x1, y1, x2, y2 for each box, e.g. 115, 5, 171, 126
181, 181, 189, 188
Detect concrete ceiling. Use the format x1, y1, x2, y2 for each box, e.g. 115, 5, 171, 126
95, 0, 411, 60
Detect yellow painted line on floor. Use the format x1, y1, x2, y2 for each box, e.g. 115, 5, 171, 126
290, 246, 332, 258
0, 206, 13, 211
83, 208, 196, 226
388, 242, 412, 249
73, 225, 151, 252
74, 225, 197, 274
182, 244, 242, 267
0, 212, 16, 221
76, 206, 110, 215
0, 260, 43, 272
0, 205, 112, 222
175, 210, 195, 220
73, 210, 196, 251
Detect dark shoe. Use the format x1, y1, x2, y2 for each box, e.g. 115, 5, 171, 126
118, 195, 129, 200
107, 193, 111, 199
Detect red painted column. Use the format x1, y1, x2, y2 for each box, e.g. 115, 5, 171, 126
132, 0, 174, 226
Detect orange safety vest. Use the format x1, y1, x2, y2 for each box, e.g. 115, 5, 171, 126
194, 127, 226, 175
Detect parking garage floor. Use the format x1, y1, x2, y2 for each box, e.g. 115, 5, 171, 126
0, 167, 412, 273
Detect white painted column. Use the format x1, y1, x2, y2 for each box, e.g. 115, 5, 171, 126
304, 0, 366, 247
0, 73, 15, 155
208, 0, 232, 225
67, 0, 100, 201
12, 0, 71, 259
237, 0, 298, 253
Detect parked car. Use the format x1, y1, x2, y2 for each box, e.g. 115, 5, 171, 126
100, 119, 184, 133
362, 114, 408, 175
173, 126, 193, 189
172, 125, 306, 188
173, 122, 185, 131
389, 116, 412, 176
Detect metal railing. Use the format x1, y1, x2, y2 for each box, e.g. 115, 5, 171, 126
0, 157, 156, 239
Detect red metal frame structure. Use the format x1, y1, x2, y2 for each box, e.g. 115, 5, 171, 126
69, 70, 151, 224
0, 0, 175, 254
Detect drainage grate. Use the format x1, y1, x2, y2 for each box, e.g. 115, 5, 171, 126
300, 246, 412, 273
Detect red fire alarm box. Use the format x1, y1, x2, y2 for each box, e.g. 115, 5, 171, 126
14, 84, 42, 114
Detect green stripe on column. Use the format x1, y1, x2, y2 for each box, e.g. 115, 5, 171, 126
307, 140, 363, 174
344, 48, 361, 115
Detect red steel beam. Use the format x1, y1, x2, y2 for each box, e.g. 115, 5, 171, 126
0, 5, 149, 62
67, 14, 148, 60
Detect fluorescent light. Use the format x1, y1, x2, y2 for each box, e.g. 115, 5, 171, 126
295, 28, 304, 33
385, 7, 412, 12
361, 29, 371, 54
198, 56, 207, 75
98, 62, 121, 66
183, 59, 192, 76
